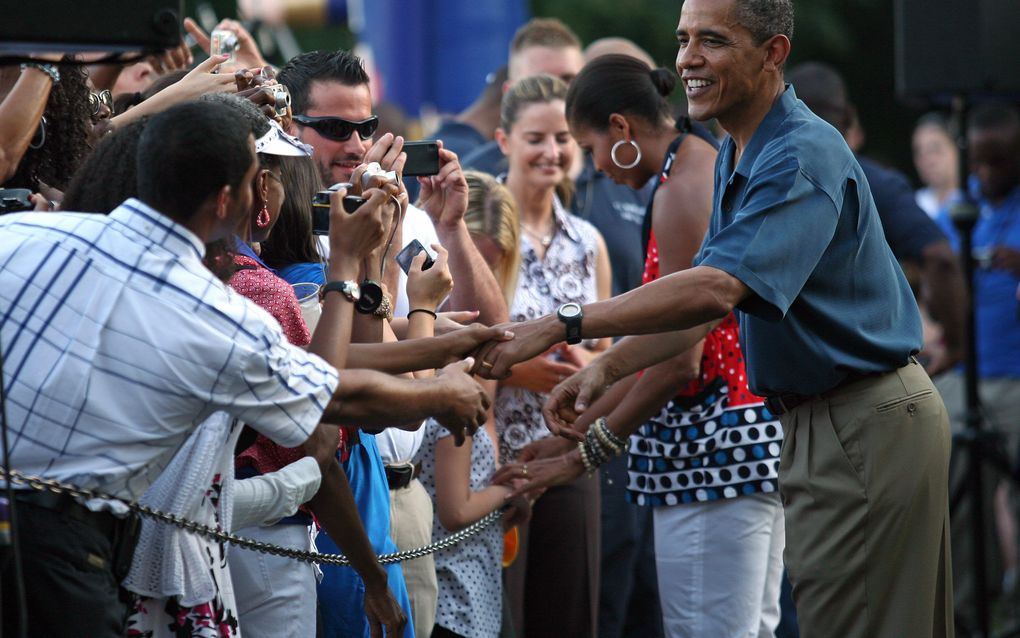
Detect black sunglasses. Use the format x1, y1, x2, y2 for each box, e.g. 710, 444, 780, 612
292, 114, 379, 142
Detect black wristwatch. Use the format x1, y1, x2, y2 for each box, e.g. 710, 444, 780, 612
557, 302, 583, 345
320, 280, 360, 303
356, 279, 384, 314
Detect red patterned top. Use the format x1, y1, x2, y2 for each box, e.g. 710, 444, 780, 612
230, 255, 352, 476
642, 231, 761, 407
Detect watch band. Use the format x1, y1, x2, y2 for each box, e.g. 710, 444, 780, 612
320, 280, 359, 303
557, 302, 583, 345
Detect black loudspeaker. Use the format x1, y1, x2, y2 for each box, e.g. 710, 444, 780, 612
895, 0, 1020, 98
0, 0, 182, 55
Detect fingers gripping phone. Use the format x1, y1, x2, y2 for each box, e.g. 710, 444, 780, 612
395, 239, 437, 274
402, 141, 440, 177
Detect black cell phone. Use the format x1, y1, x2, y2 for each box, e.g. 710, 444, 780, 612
0, 188, 34, 214
402, 140, 440, 177
395, 239, 437, 275
311, 190, 365, 235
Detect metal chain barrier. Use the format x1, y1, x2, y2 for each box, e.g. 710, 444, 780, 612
0, 467, 502, 566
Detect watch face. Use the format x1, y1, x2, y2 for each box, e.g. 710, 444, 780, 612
560, 303, 582, 318
356, 280, 383, 314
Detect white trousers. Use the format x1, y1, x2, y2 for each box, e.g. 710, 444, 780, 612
653, 492, 785, 638
229, 523, 317, 638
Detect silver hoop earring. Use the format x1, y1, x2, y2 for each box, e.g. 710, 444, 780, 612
611, 139, 641, 169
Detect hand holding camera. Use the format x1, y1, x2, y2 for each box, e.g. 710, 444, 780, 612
405, 243, 452, 313
321, 184, 397, 279
184, 17, 270, 73
417, 143, 469, 230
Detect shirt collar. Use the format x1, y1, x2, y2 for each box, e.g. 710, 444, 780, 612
232, 235, 275, 272
732, 83, 798, 179
551, 194, 583, 244
108, 198, 206, 259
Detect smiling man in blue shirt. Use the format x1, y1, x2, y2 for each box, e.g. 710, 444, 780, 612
471, 0, 954, 636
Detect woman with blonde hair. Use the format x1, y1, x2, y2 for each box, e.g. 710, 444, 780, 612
493, 74, 613, 638
462, 170, 520, 307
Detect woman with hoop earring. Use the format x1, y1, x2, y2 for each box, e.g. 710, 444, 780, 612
498, 55, 787, 638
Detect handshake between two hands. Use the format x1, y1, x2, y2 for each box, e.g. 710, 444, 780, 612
436, 316, 609, 446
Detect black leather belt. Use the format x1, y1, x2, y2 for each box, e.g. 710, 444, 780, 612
14, 490, 120, 537
764, 360, 915, 416
384, 464, 419, 490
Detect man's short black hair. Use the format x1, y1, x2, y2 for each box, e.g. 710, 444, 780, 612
136, 101, 253, 222
968, 102, 1020, 134
787, 62, 850, 133
278, 50, 370, 115
731, 0, 795, 45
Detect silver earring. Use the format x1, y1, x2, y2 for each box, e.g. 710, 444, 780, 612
611, 139, 641, 169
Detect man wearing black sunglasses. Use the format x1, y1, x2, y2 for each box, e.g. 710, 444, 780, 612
279, 50, 379, 187
279, 49, 511, 638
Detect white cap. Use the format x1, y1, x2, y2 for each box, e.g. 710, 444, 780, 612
255, 120, 312, 157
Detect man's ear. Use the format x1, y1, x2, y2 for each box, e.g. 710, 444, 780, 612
214, 184, 232, 222
762, 34, 792, 73
495, 127, 510, 155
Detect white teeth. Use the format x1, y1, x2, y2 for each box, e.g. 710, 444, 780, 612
687, 79, 712, 89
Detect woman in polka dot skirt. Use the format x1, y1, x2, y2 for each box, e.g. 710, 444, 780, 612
499, 55, 786, 638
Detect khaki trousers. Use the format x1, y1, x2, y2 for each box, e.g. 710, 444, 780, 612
779, 361, 954, 638
389, 478, 438, 638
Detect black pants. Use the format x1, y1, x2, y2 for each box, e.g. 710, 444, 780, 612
1, 497, 137, 638
432, 625, 467, 638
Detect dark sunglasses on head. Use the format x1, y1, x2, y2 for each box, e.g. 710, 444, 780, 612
292, 114, 379, 142
88, 89, 113, 117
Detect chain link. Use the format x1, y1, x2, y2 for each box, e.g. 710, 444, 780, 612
1, 468, 502, 566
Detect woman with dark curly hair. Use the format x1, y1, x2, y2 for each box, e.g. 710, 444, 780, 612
61, 118, 147, 214
5, 56, 93, 194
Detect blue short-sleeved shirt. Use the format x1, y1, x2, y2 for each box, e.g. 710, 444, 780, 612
693, 86, 922, 397
937, 183, 1020, 377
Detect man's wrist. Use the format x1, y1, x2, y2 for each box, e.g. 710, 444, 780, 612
361, 563, 389, 592
327, 259, 359, 282
539, 314, 566, 347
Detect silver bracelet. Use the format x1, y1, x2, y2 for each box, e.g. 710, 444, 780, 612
21, 62, 60, 85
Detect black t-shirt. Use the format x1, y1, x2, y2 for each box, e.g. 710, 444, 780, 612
857, 156, 947, 262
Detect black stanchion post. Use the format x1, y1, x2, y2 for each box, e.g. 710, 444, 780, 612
948, 95, 990, 638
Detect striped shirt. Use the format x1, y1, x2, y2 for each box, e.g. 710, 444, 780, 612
0, 199, 338, 503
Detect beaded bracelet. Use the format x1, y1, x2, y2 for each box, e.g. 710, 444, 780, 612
373, 294, 394, 321
21, 62, 60, 85
407, 308, 437, 320
594, 416, 626, 451
591, 419, 619, 456
577, 440, 595, 475
583, 430, 610, 467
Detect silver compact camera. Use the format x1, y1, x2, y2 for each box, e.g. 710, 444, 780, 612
210, 29, 240, 61
360, 162, 398, 189
272, 85, 291, 117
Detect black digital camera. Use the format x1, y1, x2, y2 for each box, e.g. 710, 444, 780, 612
311, 185, 366, 235
0, 188, 34, 214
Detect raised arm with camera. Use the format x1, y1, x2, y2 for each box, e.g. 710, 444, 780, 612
110, 54, 238, 129
418, 144, 509, 325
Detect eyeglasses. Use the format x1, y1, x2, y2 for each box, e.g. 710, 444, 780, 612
292, 114, 379, 142
88, 89, 113, 118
